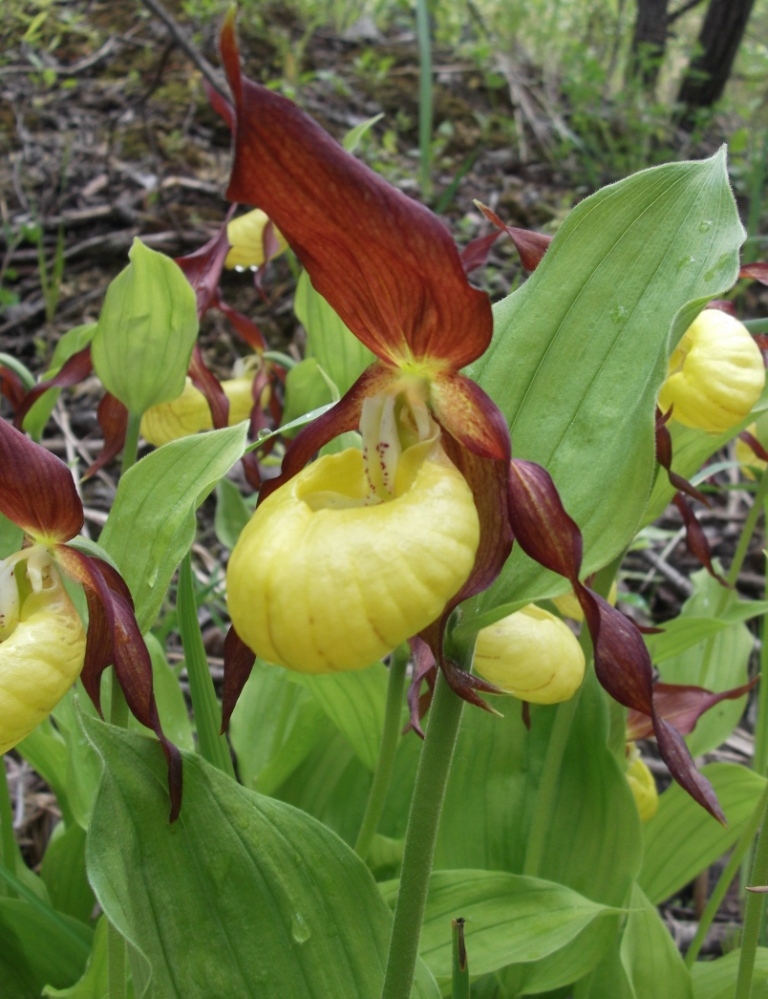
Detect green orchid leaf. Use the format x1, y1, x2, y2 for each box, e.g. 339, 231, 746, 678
644, 600, 768, 664
379, 870, 614, 984
295, 270, 375, 397
468, 151, 743, 619
575, 885, 692, 999
229, 659, 327, 796
91, 238, 198, 415
214, 478, 255, 551
281, 357, 335, 435
691, 947, 768, 999
0, 898, 92, 997
297, 663, 390, 771
639, 762, 766, 905
653, 568, 754, 757
40, 822, 94, 924
43, 916, 111, 999
99, 424, 248, 631
83, 717, 439, 999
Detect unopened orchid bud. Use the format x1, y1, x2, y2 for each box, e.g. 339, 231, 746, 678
658, 309, 764, 434
225, 209, 288, 270
473, 604, 585, 704
0, 551, 86, 753
140, 376, 254, 446
625, 749, 659, 822
226, 438, 480, 673
553, 580, 618, 621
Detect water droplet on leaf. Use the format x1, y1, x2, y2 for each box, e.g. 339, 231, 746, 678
291, 912, 311, 944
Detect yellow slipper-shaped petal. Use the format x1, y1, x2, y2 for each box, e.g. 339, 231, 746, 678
140, 376, 254, 446
473, 604, 585, 704
625, 752, 659, 822
658, 310, 764, 434
0, 565, 86, 753
227, 439, 480, 673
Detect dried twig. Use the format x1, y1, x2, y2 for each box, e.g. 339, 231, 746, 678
138, 0, 228, 97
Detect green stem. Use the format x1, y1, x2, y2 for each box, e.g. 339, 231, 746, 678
121, 411, 142, 477
178, 553, 236, 778
355, 646, 409, 861
380, 670, 465, 999
415, 0, 433, 202
685, 781, 768, 966
735, 789, 768, 999
726, 470, 768, 587
451, 918, 470, 999
0, 762, 18, 893
754, 484, 768, 777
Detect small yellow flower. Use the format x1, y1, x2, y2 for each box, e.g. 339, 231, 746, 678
553, 580, 618, 621
625, 746, 659, 822
227, 429, 480, 674
472, 604, 585, 704
140, 376, 254, 446
0, 547, 86, 753
658, 309, 764, 434
225, 209, 288, 270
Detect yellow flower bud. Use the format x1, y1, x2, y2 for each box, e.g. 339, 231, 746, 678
625, 750, 659, 822
140, 376, 254, 446
552, 580, 617, 621
226, 438, 480, 673
0, 552, 86, 753
658, 310, 764, 434
472, 604, 585, 704
225, 209, 288, 270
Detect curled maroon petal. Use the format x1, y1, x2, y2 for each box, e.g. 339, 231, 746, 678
84, 393, 129, 479
627, 679, 758, 741
474, 203, 553, 272
56, 546, 182, 821
13, 346, 94, 430
219, 16, 492, 370
221, 625, 256, 733
0, 417, 83, 542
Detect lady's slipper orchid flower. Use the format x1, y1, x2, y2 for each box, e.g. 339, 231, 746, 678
216, 18, 730, 822
658, 308, 764, 433
140, 371, 257, 447
225, 208, 288, 271
472, 604, 585, 704
735, 416, 768, 480
0, 419, 181, 818
219, 15, 511, 697
552, 581, 618, 622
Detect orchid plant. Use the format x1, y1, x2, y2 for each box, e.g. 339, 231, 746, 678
1, 13, 768, 999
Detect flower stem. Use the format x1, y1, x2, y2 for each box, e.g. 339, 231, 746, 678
726, 470, 768, 587
380, 670, 465, 999
0, 761, 18, 894
178, 552, 236, 779
120, 411, 142, 477
355, 646, 409, 861
451, 918, 470, 999
735, 788, 768, 999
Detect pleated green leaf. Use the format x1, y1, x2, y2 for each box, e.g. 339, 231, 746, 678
99, 424, 248, 631
379, 870, 613, 984
297, 664, 389, 771
467, 151, 743, 623
83, 717, 439, 999
639, 762, 766, 905
0, 898, 92, 997
652, 569, 755, 757
691, 947, 768, 999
